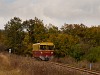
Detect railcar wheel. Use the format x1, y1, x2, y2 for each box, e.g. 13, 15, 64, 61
45, 57, 49, 61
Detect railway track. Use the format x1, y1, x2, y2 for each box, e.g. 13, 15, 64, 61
49, 62, 100, 75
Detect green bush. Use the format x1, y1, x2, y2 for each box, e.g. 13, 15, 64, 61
87, 46, 100, 63
68, 44, 85, 61
54, 49, 67, 58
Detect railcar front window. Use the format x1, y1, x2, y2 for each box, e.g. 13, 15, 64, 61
40, 45, 54, 50
47, 46, 54, 50
40, 45, 46, 50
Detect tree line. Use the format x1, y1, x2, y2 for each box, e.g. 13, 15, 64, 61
0, 17, 100, 63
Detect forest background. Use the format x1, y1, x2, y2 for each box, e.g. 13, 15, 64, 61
0, 17, 100, 63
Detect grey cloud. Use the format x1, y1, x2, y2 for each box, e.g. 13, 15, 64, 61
0, 0, 100, 29
44, 0, 100, 19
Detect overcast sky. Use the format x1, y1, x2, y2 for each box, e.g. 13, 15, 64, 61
0, 0, 100, 29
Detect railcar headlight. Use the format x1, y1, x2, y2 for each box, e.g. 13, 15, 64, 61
41, 52, 43, 54
51, 52, 53, 54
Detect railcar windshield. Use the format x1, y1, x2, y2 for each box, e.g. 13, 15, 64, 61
47, 45, 54, 50
40, 45, 54, 50
40, 45, 46, 50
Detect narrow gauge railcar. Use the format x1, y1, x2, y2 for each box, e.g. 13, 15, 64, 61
32, 42, 54, 61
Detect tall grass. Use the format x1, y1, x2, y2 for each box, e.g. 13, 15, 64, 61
0, 53, 95, 75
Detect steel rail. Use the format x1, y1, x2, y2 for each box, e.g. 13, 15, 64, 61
49, 62, 100, 75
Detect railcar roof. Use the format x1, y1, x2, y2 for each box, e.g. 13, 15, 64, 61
33, 42, 54, 45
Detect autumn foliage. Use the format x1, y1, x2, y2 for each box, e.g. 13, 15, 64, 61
0, 17, 100, 63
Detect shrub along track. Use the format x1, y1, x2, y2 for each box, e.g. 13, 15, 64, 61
46, 61, 100, 75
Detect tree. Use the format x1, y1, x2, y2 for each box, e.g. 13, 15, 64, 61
44, 24, 59, 42
61, 24, 87, 37
23, 17, 46, 43
23, 19, 35, 43
45, 23, 59, 34
84, 26, 100, 47
53, 33, 79, 58
4, 17, 25, 54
